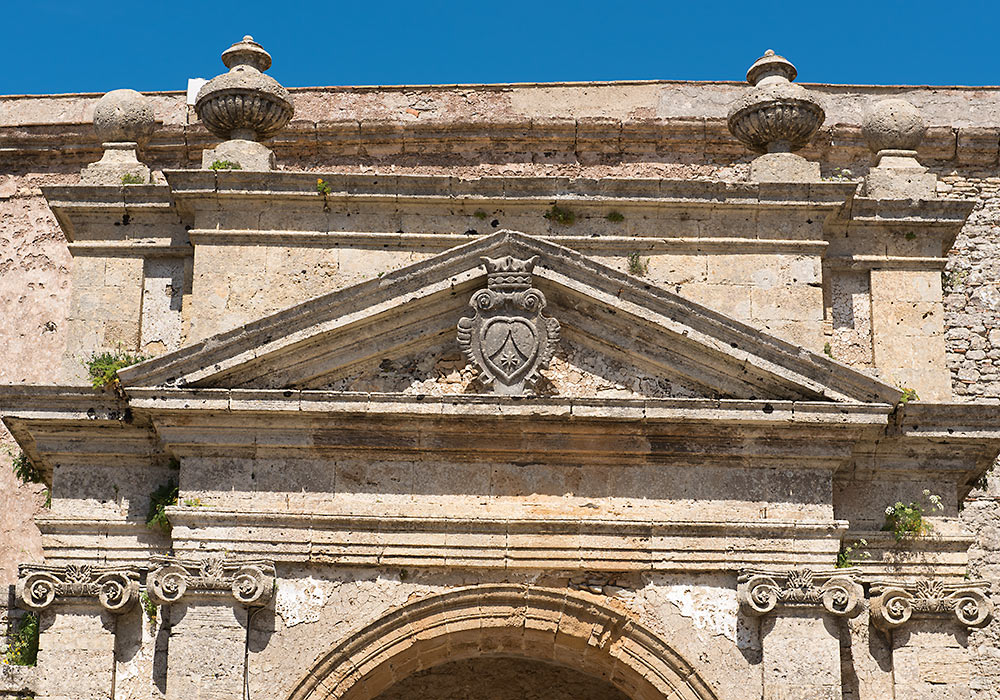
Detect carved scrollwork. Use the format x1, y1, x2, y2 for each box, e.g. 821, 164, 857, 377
737, 568, 863, 618
16, 570, 59, 611
953, 589, 991, 628
16, 564, 139, 614
820, 576, 865, 618
147, 556, 275, 607
870, 579, 994, 631
870, 586, 912, 630
231, 566, 273, 606
457, 255, 560, 396
737, 574, 779, 615
146, 563, 189, 605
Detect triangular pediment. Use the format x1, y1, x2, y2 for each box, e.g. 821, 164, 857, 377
117, 231, 898, 404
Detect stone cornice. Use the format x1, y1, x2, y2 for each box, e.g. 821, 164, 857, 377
138, 391, 887, 468
164, 170, 857, 212
0, 118, 979, 168
168, 510, 848, 572
41, 183, 190, 256
15, 563, 140, 613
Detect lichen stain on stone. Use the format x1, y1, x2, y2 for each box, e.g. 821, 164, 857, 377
275, 576, 327, 627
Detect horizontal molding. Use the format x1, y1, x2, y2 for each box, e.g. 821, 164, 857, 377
0, 118, 974, 168
187, 229, 831, 254
168, 510, 846, 572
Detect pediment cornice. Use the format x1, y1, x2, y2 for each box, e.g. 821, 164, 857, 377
115, 230, 900, 404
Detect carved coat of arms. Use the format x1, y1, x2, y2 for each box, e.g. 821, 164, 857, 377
457, 255, 560, 395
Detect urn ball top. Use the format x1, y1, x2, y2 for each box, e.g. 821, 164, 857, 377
727, 50, 824, 156
861, 98, 926, 154
194, 35, 293, 142
746, 49, 798, 86
93, 89, 156, 146
221, 35, 272, 72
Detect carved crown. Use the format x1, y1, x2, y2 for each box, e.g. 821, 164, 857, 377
483, 255, 538, 291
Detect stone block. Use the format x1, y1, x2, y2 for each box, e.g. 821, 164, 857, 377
761, 611, 841, 700
751, 286, 823, 322
750, 153, 821, 183
202, 139, 276, 170
682, 283, 752, 320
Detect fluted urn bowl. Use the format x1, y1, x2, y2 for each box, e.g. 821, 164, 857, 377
727, 82, 825, 154
194, 36, 293, 141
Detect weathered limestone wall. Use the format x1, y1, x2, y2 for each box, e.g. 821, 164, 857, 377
3, 80, 1000, 698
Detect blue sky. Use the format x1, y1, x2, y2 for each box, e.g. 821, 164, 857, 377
4, 1, 998, 95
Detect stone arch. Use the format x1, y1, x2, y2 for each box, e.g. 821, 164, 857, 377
287, 584, 719, 700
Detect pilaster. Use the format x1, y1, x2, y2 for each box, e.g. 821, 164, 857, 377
146, 556, 275, 700
738, 568, 864, 700
16, 564, 139, 700
870, 579, 992, 700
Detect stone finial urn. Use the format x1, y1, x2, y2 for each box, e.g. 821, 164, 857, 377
195, 36, 294, 170
81, 89, 156, 185
727, 50, 825, 182
861, 98, 935, 198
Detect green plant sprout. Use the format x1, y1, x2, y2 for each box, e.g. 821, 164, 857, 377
10, 449, 42, 484
83, 348, 149, 389
120, 173, 144, 185
4, 612, 39, 665
139, 591, 158, 622
883, 490, 943, 541
543, 204, 575, 226
836, 539, 870, 568
605, 211, 625, 223
627, 252, 648, 277
209, 160, 242, 171
146, 479, 178, 535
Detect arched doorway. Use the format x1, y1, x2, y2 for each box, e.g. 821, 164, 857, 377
372, 656, 631, 700
287, 584, 718, 700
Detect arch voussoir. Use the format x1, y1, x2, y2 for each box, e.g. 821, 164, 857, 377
288, 584, 718, 700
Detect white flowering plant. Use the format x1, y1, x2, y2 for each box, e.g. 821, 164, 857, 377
883, 489, 944, 542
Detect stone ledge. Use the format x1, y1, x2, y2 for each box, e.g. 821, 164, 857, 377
168, 510, 847, 572
0, 118, 990, 168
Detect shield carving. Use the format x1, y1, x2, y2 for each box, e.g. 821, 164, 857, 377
457, 255, 560, 395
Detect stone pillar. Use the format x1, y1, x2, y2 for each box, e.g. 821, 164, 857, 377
870, 267, 950, 400
146, 556, 275, 700
738, 568, 864, 700
15, 564, 139, 700
860, 99, 952, 400
870, 579, 993, 700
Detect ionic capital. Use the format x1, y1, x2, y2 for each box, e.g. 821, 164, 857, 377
146, 555, 275, 607
16, 564, 140, 614
869, 578, 993, 631
737, 568, 864, 618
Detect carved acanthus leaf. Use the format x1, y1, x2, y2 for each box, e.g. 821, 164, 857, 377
146, 555, 275, 607
737, 568, 864, 618
16, 563, 140, 614
870, 578, 993, 631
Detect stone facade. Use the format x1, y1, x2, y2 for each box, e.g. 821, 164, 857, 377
2, 44, 1000, 700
